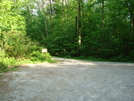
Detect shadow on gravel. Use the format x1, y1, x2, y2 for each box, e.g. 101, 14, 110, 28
0, 58, 134, 101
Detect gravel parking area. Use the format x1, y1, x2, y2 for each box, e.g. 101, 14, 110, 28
0, 57, 134, 101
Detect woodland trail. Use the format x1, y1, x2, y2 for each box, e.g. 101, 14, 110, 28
0, 57, 134, 101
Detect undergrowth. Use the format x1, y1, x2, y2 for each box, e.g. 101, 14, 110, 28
0, 53, 53, 73
60, 55, 134, 63
0, 31, 54, 73
0, 48, 54, 73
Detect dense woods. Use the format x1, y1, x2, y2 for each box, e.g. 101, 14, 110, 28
25, 0, 134, 61
0, 0, 134, 70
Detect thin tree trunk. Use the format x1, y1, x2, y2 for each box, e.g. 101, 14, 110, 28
81, 0, 84, 50
101, 0, 104, 35
44, 17, 48, 36
125, 0, 134, 34
75, 16, 78, 55
40, 0, 49, 36
49, 0, 53, 34
77, 0, 82, 55
62, 0, 65, 21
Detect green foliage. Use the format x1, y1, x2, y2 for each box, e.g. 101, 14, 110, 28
20, 0, 133, 62
0, 50, 6, 58
45, 32, 76, 56
0, 50, 52, 72
0, 57, 16, 72
0, 62, 8, 72
30, 51, 51, 62
0, 0, 133, 66
3, 31, 34, 58
0, 0, 52, 72
0, 0, 25, 32
26, 45, 52, 62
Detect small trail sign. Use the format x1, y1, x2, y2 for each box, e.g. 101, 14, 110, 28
42, 49, 47, 53
42, 49, 48, 59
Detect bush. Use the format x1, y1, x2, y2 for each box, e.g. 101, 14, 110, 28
0, 50, 7, 58
2, 31, 38, 58
128, 50, 134, 62
45, 33, 76, 56
0, 57, 16, 72
30, 51, 51, 62
0, 31, 52, 72
0, 62, 8, 72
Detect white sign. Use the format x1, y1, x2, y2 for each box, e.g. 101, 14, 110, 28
42, 49, 47, 53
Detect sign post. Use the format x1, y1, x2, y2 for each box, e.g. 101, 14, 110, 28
42, 49, 48, 59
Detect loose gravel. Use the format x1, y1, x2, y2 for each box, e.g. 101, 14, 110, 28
0, 57, 134, 101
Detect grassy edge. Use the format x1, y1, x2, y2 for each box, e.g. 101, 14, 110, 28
0, 58, 57, 87
0, 84, 4, 87
54, 56, 134, 63
0, 58, 57, 74
1, 56, 133, 74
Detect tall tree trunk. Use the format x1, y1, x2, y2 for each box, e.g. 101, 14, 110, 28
101, 0, 104, 35
75, 16, 78, 55
62, 0, 65, 21
40, 0, 49, 36
77, 0, 82, 55
49, 0, 53, 34
44, 17, 48, 36
125, 0, 134, 34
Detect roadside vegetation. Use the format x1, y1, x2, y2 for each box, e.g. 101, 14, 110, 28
0, 0, 52, 72
0, 0, 134, 72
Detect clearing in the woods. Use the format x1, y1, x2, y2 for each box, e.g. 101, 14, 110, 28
0, 57, 134, 101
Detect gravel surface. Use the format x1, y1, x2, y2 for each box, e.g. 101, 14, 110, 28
0, 57, 134, 101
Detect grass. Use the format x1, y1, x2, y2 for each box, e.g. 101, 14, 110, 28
58, 56, 109, 62
47, 59, 58, 63
0, 56, 57, 73
0, 84, 4, 87
72, 56, 107, 61
58, 55, 134, 63
0, 74, 3, 76
0, 57, 57, 87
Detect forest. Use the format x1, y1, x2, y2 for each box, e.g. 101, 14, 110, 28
0, 0, 134, 71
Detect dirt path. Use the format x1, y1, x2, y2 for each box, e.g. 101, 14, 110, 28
0, 57, 134, 101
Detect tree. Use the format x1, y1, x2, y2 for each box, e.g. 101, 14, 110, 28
5, 0, 132, 62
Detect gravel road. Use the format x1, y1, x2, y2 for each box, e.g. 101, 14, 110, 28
0, 57, 134, 101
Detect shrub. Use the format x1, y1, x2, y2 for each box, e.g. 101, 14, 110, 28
2, 31, 37, 58
30, 51, 51, 62
45, 33, 76, 56
0, 57, 16, 72
0, 62, 8, 72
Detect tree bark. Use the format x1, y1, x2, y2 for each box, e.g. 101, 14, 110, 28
125, 0, 134, 34
49, 0, 53, 34
101, 0, 104, 35
76, 0, 82, 55
124, 0, 134, 53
